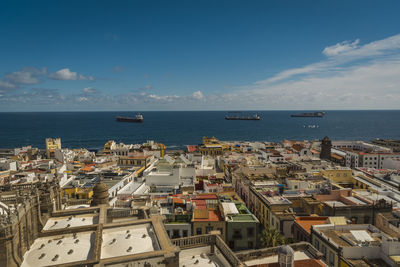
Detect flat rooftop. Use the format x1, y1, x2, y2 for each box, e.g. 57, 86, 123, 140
43, 214, 98, 230
101, 223, 160, 259
21, 231, 95, 267
244, 251, 313, 266
226, 214, 258, 222
179, 246, 231, 267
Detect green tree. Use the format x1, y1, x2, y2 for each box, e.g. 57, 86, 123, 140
260, 228, 286, 248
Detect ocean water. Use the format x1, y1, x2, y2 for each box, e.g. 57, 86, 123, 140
0, 110, 399, 150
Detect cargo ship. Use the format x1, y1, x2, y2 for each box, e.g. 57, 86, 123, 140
116, 114, 144, 122
291, 112, 325, 118
225, 114, 261, 120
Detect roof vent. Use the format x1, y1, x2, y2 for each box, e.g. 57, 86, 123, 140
48, 240, 52, 243
39, 244, 45, 249
68, 249, 73, 255
57, 240, 62, 245
74, 239, 79, 244
126, 234, 131, 239
110, 238, 116, 245
38, 253, 45, 259
142, 234, 147, 238
127, 246, 132, 252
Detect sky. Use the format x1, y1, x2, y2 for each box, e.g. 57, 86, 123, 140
1, 0, 400, 111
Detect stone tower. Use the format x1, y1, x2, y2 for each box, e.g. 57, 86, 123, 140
91, 179, 109, 207
320, 136, 332, 160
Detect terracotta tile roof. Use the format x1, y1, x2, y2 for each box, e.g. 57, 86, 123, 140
193, 210, 222, 222
295, 216, 328, 234
187, 145, 198, 152
192, 199, 207, 209
195, 194, 218, 200
172, 197, 184, 204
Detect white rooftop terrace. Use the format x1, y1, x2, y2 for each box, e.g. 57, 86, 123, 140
243, 251, 311, 266
43, 214, 98, 230
101, 223, 160, 259
21, 231, 95, 267
179, 246, 232, 267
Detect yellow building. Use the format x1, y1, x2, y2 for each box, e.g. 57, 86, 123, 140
45, 137, 61, 158
321, 168, 353, 187
62, 187, 93, 199
103, 140, 114, 155
199, 137, 231, 156
192, 209, 226, 241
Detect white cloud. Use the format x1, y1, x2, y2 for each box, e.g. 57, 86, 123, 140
230, 34, 400, 109
49, 68, 94, 81
322, 39, 360, 56
4, 67, 46, 85
0, 80, 17, 90
192, 90, 204, 100
82, 87, 97, 94
77, 96, 88, 102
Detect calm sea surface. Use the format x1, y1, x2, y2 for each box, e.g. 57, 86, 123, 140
0, 111, 399, 149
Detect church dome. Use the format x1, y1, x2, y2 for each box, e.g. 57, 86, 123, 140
91, 181, 109, 206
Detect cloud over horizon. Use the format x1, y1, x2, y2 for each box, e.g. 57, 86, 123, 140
2, 34, 400, 110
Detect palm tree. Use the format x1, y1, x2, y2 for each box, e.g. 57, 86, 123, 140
260, 228, 286, 248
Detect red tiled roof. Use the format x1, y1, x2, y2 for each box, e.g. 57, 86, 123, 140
192, 199, 207, 209
295, 217, 328, 234
193, 210, 222, 222
187, 145, 198, 152
172, 197, 184, 204
195, 194, 218, 200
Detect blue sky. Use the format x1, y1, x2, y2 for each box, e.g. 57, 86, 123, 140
1, 0, 400, 111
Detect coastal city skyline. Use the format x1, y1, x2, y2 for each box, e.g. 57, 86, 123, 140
1, 0, 400, 111
2, 2, 400, 267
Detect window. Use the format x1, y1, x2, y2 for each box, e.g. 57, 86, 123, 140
314, 239, 320, 250
233, 229, 242, 238
329, 251, 334, 266
321, 245, 327, 258
205, 226, 213, 234
172, 229, 180, 238
247, 227, 254, 237
183, 230, 188, 237
248, 241, 253, 249
196, 228, 202, 235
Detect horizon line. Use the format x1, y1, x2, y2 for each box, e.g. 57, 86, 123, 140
1, 108, 400, 113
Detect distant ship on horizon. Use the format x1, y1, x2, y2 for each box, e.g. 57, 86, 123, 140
225, 113, 261, 120
291, 112, 325, 118
116, 114, 144, 122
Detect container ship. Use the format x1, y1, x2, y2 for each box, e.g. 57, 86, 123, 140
225, 114, 261, 120
291, 112, 325, 118
116, 114, 144, 122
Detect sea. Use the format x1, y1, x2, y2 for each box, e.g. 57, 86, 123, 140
0, 110, 399, 150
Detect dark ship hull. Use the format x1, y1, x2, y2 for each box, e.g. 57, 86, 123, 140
116, 116, 143, 122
